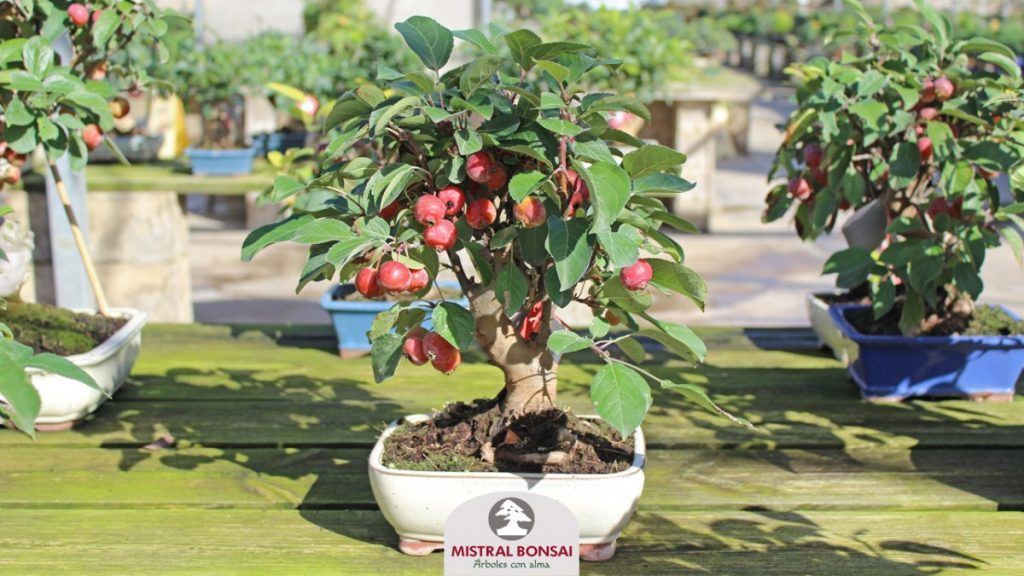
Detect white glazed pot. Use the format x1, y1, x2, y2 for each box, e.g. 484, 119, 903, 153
368, 414, 646, 560
806, 293, 858, 365
29, 308, 147, 428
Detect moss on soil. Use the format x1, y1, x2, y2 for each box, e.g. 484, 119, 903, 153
1, 300, 126, 355
847, 303, 1024, 337
382, 398, 635, 474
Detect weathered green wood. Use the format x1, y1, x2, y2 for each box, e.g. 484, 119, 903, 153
0, 509, 1020, 575
0, 447, 1020, 512
2, 324, 1020, 449
22, 162, 275, 194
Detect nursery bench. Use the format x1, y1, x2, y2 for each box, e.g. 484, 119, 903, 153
1, 323, 1022, 574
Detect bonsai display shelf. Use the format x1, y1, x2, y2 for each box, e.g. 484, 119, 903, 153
1, 323, 1022, 574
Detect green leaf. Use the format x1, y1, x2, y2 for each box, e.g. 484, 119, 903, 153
495, 263, 528, 316
241, 214, 315, 261
633, 173, 695, 195
395, 16, 453, 71
637, 316, 707, 364
0, 38, 27, 67
452, 29, 497, 54
504, 29, 542, 70
271, 175, 305, 202
590, 363, 652, 438
850, 100, 887, 128
459, 54, 502, 97
370, 333, 404, 383
326, 94, 372, 130
548, 331, 594, 354
0, 342, 40, 437
24, 353, 101, 393
648, 260, 706, 311
600, 276, 653, 314
544, 266, 574, 308
292, 218, 350, 245
958, 37, 1016, 60
508, 171, 546, 203
371, 96, 419, 135
465, 242, 494, 285
455, 129, 483, 156
823, 247, 875, 289
661, 381, 753, 428
622, 145, 686, 179
574, 160, 630, 233
979, 52, 1022, 81
545, 216, 593, 291
517, 225, 548, 267
22, 36, 53, 77
528, 42, 590, 62
899, 292, 925, 335
432, 302, 475, 350
92, 9, 120, 49
889, 142, 921, 189
536, 117, 583, 137
596, 229, 640, 269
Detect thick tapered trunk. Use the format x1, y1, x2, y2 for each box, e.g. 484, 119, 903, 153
466, 287, 557, 416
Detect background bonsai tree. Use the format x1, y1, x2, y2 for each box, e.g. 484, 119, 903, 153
765, 0, 1024, 335
170, 38, 249, 149
244, 17, 746, 437
0, 0, 181, 435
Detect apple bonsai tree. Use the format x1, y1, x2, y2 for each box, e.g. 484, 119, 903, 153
0, 0, 181, 435
766, 0, 1024, 336
243, 17, 746, 445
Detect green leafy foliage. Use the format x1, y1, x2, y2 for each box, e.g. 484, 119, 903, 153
767, 1, 1024, 335
241, 16, 743, 434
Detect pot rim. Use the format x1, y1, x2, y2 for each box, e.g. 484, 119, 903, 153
829, 303, 1024, 346
24, 307, 147, 370
369, 413, 646, 481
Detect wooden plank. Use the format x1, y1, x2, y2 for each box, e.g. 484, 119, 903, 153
1, 325, 1020, 449
0, 447, 1020, 512
23, 162, 275, 194
0, 509, 1020, 575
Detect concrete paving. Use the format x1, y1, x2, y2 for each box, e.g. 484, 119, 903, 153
190, 93, 1023, 327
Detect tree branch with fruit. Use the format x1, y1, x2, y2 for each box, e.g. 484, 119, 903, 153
244, 17, 748, 437
766, 0, 1024, 336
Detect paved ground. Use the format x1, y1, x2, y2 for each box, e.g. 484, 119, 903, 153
190, 92, 1024, 327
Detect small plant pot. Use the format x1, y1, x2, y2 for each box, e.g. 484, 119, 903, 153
185, 147, 256, 176
251, 132, 309, 157
27, 308, 147, 429
829, 304, 1023, 402
319, 283, 468, 358
368, 414, 646, 562
806, 292, 858, 365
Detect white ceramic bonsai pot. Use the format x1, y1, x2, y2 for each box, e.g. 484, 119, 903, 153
28, 307, 147, 430
368, 414, 646, 562
806, 292, 858, 365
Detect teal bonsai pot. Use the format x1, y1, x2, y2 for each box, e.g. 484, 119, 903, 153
830, 303, 1024, 402
185, 147, 256, 175
320, 283, 468, 357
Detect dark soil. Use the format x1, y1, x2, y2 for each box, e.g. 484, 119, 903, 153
332, 283, 463, 302
1, 300, 126, 355
846, 303, 1024, 337
381, 398, 635, 474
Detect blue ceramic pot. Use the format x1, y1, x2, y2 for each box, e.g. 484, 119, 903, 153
251, 132, 309, 157
185, 147, 256, 176
829, 303, 1024, 401
320, 283, 469, 355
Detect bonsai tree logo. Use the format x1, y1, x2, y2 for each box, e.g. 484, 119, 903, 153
488, 498, 534, 540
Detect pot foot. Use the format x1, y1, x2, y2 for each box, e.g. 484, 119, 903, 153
581, 541, 617, 562
398, 539, 444, 556
969, 392, 1014, 403
34, 420, 80, 432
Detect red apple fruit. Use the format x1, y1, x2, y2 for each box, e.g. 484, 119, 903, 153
414, 194, 446, 226
788, 177, 813, 201
402, 328, 429, 365
423, 219, 457, 250
67, 3, 89, 27
465, 198, 497, 230
466, 151, 496, 183
620, 259, 653, 291
378, 261, 412, 292
437, 185, 466, 217
355, 267, 383, 298
514, 196, 546, 228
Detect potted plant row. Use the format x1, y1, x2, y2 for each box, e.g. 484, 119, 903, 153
244, 16, 749, 560
766, 0, 1024, 401
0, 0, 179, 433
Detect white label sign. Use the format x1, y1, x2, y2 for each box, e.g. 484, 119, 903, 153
444, 491, 579, 576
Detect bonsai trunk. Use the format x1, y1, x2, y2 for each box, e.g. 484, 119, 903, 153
467, 287, 557, 417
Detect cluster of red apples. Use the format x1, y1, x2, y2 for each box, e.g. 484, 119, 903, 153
351, 149, 657, 374
787, 75, 964, 216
